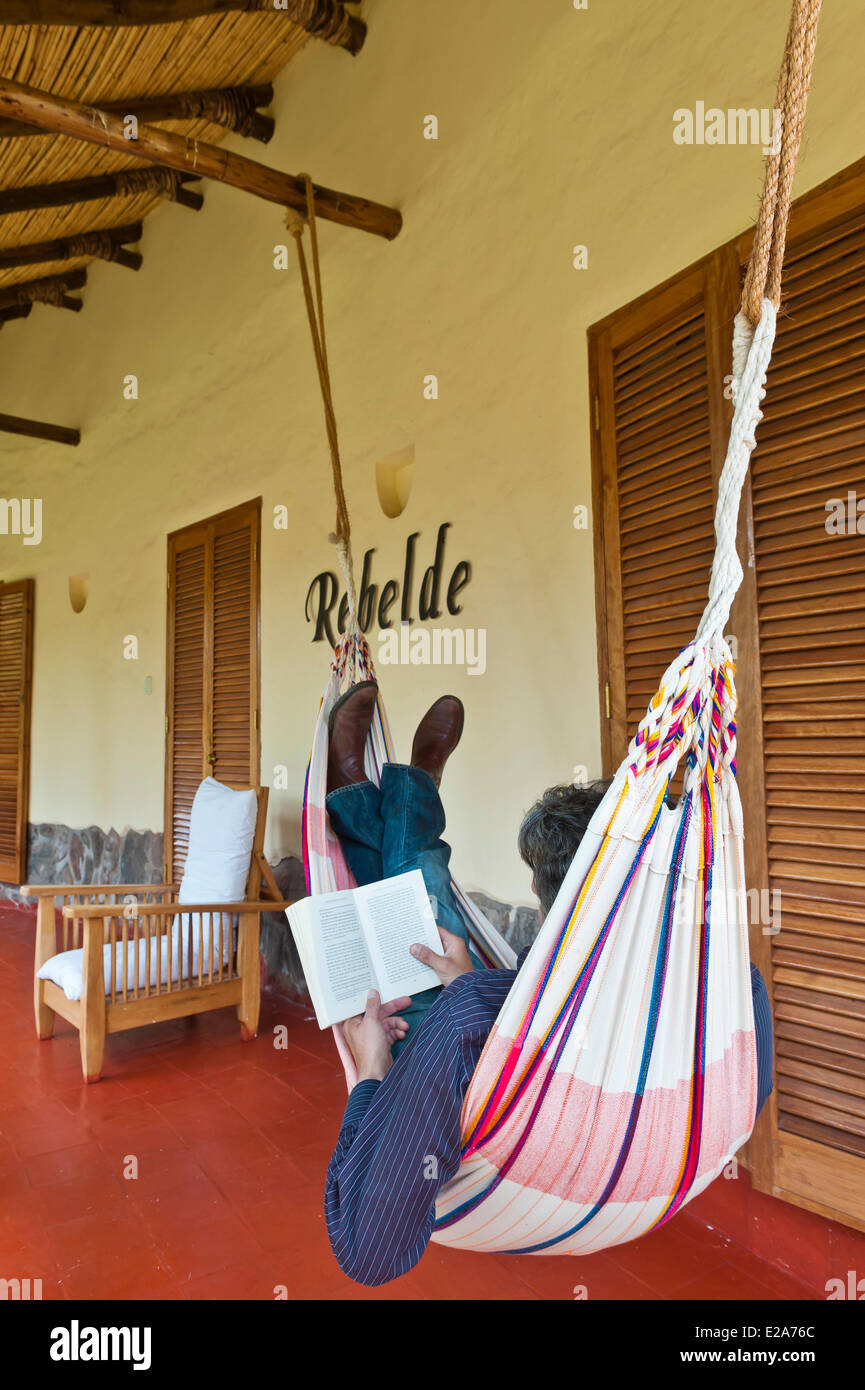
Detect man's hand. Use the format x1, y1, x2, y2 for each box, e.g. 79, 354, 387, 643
343, 990, 411, 1083
410, 926, 473, 988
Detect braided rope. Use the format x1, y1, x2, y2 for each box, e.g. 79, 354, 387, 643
627, 295, 775, 788
63, 231, 124, 263
16, 278, 65, 306
742, 0, 823, 325
285, 0, 358, 50
114, 166, 181, 200
696, 0, 822, 646
286, 178, 358, 630
193, 87, 259, 138
637, 0, 825, 792
696, 299, 777, 643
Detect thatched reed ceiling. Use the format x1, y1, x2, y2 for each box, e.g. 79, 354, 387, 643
0, 12, 313, 297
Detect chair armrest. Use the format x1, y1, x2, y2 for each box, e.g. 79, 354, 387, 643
63, 899, 296, 918
22, 882, 177, 898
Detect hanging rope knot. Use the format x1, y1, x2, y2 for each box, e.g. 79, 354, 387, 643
284, 206, 307, 239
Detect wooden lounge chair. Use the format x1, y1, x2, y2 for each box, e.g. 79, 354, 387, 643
23, 779, 288, 1082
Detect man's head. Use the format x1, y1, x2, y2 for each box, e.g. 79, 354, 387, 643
518, 781, 610, 921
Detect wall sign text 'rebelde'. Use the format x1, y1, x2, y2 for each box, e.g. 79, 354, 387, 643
305, 523, 472, 645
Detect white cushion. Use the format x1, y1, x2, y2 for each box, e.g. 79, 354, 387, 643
37, 941, 176, 1002
37, 948, 90, 1001
38, 779, 258, 1001
178, 777, 258, 906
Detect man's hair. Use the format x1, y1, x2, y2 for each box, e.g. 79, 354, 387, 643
518, 781, 610, 916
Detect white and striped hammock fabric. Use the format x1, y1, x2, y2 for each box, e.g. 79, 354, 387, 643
300, 298, 778, 1255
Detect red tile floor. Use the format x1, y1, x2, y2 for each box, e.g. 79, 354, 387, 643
0, 906, 817, 1301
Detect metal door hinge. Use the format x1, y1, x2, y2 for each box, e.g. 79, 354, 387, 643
604, 681, 611, 719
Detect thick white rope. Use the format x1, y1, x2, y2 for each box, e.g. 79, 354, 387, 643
695, 297, 777, 643
624, 298, 778, 790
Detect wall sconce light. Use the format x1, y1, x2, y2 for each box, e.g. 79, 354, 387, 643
375, 444, 414, 518
68, 572, 89, 614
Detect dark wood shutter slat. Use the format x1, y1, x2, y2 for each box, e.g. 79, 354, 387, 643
751, 213, 865, 1160
164, 502, 260, 882
0, 580, 33, 884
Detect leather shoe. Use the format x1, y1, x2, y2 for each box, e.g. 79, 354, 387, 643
410, 695, 465, 789
327, 681, 379, 793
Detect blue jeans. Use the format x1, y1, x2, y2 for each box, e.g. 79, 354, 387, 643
326, 763, 478, 1053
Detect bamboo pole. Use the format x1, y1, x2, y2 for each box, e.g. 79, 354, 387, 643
0, 269, 87, 311
0, 78, 401, 239
0, 412, 80, 446
0, 168, 202, 215
0, 84, 275, 143
0, 223, 143, 272
0, 2, 366, 54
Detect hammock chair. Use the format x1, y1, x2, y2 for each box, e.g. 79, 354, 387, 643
291, 0, 822, 1256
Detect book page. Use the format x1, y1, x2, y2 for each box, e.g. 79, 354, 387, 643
357, 870, 443, 1001
287, 891, 374, 1027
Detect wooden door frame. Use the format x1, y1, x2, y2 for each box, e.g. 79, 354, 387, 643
0, 577, 34, 884
164, 497, 261, 883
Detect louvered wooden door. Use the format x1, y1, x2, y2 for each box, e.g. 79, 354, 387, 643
164, 500, 261, 882
744, 204, 865, 1220
590, 257, 735, 771
0, 578, 33, 884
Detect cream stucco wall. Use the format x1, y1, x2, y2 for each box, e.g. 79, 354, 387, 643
1, 0, 863, 902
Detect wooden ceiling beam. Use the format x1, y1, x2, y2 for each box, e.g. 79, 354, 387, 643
0, 3, 366, 54
0, 411, 80, 446
0, 223, 143, 272
0, 167, 202, 215
0, 84, 275, 143
0, 304, 32, 325
0, 78, 402, 239
0, 268, 87, 312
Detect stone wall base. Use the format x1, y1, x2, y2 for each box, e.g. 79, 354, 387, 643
0, 822, 164, 905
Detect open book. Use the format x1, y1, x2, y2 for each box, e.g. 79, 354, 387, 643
286, 869, 444, 1028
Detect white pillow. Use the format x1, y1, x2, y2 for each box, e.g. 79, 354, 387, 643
37, 941, 176, 1002
176, 777, 258, 978
37, 948, 89, 1001
178, 777, 258, 905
